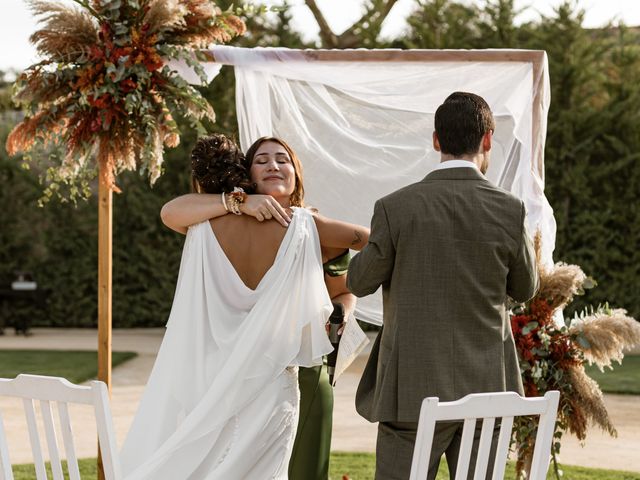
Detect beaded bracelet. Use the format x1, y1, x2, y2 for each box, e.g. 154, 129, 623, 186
227, 187, 246, 215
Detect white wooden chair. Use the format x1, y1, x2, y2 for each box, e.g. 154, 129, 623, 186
0, 374, 121, 480
409, 390, 560, 480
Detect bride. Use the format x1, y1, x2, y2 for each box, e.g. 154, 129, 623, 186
121, 134, 368, 479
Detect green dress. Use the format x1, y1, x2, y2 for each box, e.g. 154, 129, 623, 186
288, 251, 351, 480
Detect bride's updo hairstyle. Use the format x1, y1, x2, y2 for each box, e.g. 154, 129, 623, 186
191, 134, 255, 194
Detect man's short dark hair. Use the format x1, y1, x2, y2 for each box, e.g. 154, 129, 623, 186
434, 92, 496, 157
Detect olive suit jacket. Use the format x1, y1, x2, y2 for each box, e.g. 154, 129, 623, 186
347, 166, 538, 423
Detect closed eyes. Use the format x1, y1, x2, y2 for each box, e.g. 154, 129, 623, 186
255, 154, 291, 164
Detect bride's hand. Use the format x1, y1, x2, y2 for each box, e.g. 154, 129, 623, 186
239, 195, 291, 226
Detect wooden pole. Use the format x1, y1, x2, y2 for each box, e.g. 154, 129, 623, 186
97, 164, 113, 480
205, 48, 547, 64
97, 169, 113, 391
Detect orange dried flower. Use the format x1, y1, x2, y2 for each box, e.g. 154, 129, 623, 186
7, 0, 245, 199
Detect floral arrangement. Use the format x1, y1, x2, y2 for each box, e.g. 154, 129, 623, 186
5, 0, 245, 201
510, 233, 640, 478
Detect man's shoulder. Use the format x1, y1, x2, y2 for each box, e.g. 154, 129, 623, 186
483, 183, 524, 209
377, 181, 425, 206
376, 175, 524, 215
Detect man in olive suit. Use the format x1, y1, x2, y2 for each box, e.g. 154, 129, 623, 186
347, 92, 538, 480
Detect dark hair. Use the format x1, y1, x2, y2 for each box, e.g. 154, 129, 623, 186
244, 136, 305, 207
190, 134, 254, 194
434, 92, 496, 157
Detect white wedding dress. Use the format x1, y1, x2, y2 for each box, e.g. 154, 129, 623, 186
121, 208, 334, 479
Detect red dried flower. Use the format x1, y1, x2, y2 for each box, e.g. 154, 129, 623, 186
510, 314, 531, 335
529, 297, 554, 326
120, 78, 137, 93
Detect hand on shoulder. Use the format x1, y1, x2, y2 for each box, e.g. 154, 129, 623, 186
239, 194, 291, 227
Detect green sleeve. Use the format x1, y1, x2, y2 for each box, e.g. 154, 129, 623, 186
323, 250, 350, 277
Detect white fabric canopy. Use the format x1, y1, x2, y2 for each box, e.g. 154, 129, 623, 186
199, 46, 555, 325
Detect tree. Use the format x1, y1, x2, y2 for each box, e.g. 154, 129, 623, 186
2, 0, 638, 329
399, 0, 640, 319
527, 4, 640, 317
399, 0, 481, 49
306, 0, 399, 48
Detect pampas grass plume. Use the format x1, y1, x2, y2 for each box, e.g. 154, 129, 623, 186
570, 309, 640, 370
540, 262, 587, 310
144, 0, 186, 35
533, 231, 588, 311
28, 0, 97, 61
566, 366, 617, 438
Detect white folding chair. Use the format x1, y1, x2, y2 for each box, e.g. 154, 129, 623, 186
0, 374, 122, 480
409, 390, 560, 480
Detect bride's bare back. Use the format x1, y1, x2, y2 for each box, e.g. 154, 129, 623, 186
210, 214, 288, 290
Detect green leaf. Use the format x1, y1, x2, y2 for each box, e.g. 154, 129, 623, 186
521, 321, 539, 335
576, 335, 591, 350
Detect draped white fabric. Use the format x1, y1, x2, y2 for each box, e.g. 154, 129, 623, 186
121, 208, 334, 479
200, 46, 555, 325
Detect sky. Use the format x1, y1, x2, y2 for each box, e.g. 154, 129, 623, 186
1, 0, 639, 73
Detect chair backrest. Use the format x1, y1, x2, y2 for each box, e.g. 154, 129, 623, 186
0, 374, 121, 480
409, 390, 560, 480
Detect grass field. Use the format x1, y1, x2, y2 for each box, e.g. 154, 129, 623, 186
584, 354, 640, 395
11, 454, 640, 480
0, 350, 137, 383
329, 452, 640, 479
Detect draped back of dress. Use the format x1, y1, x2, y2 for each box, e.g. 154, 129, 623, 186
121, 208, 334, 479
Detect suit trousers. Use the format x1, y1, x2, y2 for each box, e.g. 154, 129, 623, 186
375, 420, 500, 480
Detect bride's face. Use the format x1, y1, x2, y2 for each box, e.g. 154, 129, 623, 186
250, 141, 296, 203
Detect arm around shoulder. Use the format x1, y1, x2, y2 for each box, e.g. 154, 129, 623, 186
160, 193, 227, 235
506, 202, 539, 303
161, 192, 292, 234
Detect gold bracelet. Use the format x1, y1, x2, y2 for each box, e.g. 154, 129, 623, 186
221, 192, 229, 212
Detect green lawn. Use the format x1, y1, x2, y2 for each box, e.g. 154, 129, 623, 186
584, 354, 640, 395
0, 350, 137, 384
12, 460, 98, 480
329, 452, 640, 480
11, 455, 640, 480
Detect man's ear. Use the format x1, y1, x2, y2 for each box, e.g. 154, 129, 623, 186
433, 131, 441, 152
481, 130, 492, 153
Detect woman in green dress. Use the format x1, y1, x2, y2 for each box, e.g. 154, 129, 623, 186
289, 249, 352, 480
161, 135, 367, 479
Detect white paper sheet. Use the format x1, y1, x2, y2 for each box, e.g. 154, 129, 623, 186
333, 314, 370, 384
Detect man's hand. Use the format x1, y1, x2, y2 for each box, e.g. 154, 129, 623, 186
239, 195, 291, 226
325, 320, 346, 336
